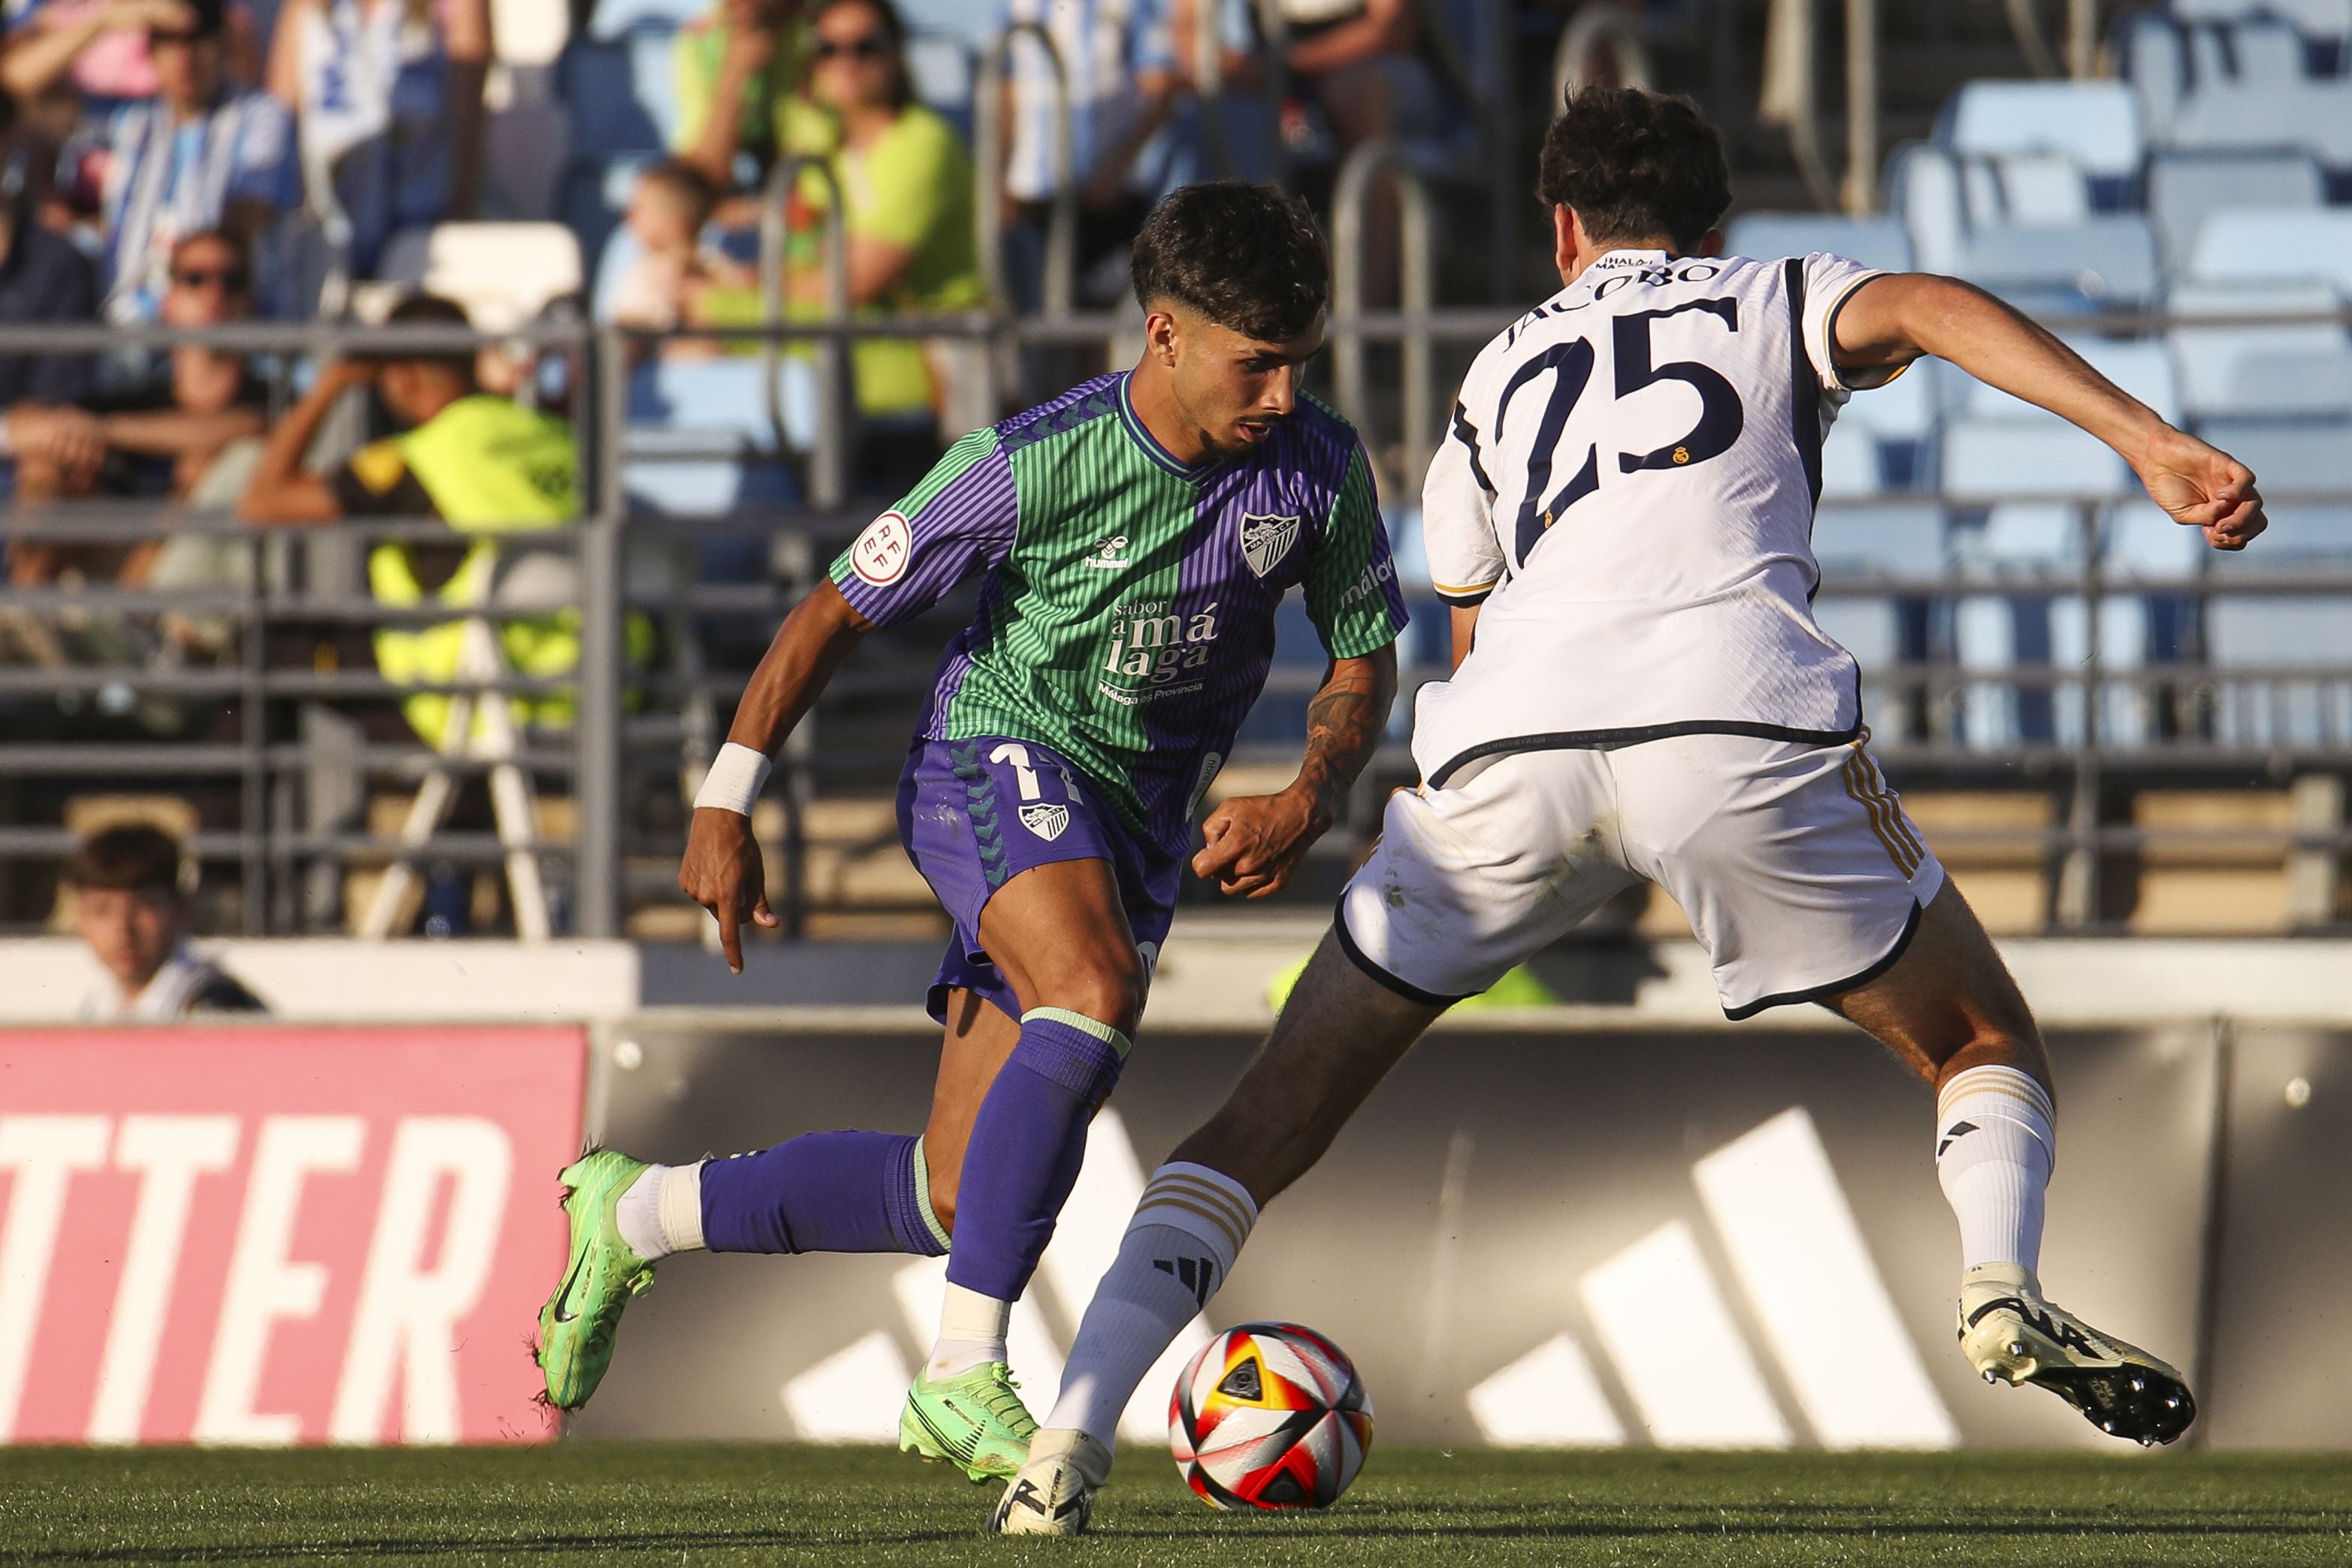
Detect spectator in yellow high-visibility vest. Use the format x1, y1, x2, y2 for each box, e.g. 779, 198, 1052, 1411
238, 294, 591, 750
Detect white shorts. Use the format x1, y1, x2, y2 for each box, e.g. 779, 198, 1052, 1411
1336, 732, 1947, 1019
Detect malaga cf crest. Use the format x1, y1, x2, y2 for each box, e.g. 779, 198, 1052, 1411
1240, 513, 1301, 579
1018, 802, 1070, 841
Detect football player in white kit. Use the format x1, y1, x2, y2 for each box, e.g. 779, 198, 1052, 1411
993, 86, 2268, 1533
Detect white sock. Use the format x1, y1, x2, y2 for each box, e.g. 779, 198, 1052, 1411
929, 1283, 1012, 1379
1043, 1162, 1258, 1448
615, 1162, 706, 1261
1934, 1065, 2055, 1273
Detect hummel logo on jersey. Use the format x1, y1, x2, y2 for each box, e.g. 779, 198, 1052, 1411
1937, 1119, 1980, 1158
1018, 802, 1070, 841
1084, 535, 1131, 569
1240, 512, 1300, 578
1153, 1255, 1218, 1308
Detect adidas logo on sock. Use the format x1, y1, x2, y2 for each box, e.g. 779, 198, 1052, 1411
1936, 1119, 1980, 1158
1153, 1255, 1217, 1308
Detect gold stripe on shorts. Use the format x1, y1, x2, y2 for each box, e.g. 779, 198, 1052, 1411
1843, 731, 1921, 878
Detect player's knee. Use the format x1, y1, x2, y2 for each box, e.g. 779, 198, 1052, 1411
1032, 957, 1145, 1039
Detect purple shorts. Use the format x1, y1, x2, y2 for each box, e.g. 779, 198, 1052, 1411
896, 736, 1182, 1024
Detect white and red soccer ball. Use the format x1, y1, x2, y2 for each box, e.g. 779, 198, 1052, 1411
1169, 1322, 1374, 1510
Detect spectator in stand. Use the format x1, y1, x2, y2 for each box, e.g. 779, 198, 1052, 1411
608, 158, 746, 350
1277, 0, 1439, 153
240, 294, 595, 751
999, 0, 1176, 302
0, 126, 99, 475
1, 0, 262, 104
671, 0, 832, 192
267, 0, 490, 275
698, 0, 981, 437
8, 230, 265, 533
67, 822, 267, 1017
7, 0, 295, 320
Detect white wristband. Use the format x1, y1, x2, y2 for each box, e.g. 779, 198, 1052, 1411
694, 742, 772, 815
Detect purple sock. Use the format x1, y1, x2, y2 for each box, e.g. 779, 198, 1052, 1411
945, 1008, 1130, 1302
699, 1131, 950, 1255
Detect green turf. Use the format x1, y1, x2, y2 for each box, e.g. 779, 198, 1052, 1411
2, 1445, 2347, 1566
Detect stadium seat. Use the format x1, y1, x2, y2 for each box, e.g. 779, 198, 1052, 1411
1953, 337, 2182, 427
586, 0, 703, 41
1722, 214, 1914, 272
1887, 144, 1967, 273
373, 222, 584, 331
2197, 418, 2352, 498
1810, 503, 1950, 579
2190, 209, 2352, 294
2171, 281, 2352, 420
1820, 421, 1884, 497
560, 32, 677, 156
1940, 80, 2143, 207
2208, 594, 2352, 747
1837, 365, 1938, 489
485, 94, 572, 222
491, 0, 569, 67
2145, 151, 2324, 276
1939, 418, 2134, 500
1959, 152, 2094, 227
1953, 216, 2161, 316
894, 0, 996, 47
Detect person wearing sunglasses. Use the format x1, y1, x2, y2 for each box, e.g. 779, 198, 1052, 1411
11, 229, 265, 540
8, 0, 294, 324
672, 0, 833, 194
695, 0, 982, 461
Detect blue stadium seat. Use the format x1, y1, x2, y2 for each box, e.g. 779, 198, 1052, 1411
1940, 419, 2134, 500
2208, 595, 2352, 747
2172, 281, 2352, 420
1820, 421, 1884, 498
2197, 418, 2352, 498
1952, 500, 2145, 745
1953, 216, 2161, 315
2190, 209, 2352, 293
1837, 366, 1939, 490
560, 36, 673, 158
1940, 80, 2144, 207
1953, 337, 2181, 426
894, 0, 996, 47
2145, 150, 2324, 276
626, 360, 813, 521
587, 0, 703, 41
1810, 503, 1950, 579
1722, 215, 1914, 272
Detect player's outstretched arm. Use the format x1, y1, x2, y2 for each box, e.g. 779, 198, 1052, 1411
679, 579, 872, 971
1831, 273, 2267, 551
1193, 648, 1398, 899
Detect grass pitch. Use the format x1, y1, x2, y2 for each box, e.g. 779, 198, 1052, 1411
3, 1445, 2347, 1566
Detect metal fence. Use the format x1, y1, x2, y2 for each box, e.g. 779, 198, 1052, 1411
3, 286, 2350, 939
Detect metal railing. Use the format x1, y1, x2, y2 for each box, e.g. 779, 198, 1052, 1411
5, 296, 2352, 938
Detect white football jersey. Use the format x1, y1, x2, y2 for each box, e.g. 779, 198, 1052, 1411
1413, 248, 1888, 787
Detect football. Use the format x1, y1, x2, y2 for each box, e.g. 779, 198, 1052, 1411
1168, 1322, 1375, 1511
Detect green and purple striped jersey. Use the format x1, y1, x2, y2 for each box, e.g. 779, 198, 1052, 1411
830, 370, 1407, 857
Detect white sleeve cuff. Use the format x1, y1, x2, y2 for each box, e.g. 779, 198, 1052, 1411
693, 742, 772, 815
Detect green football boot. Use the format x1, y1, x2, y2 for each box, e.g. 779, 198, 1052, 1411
536, 1150, 657, 1410
897, 1362, 1039, 1483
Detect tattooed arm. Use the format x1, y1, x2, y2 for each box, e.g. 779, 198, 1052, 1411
1192, 648, 1399, 899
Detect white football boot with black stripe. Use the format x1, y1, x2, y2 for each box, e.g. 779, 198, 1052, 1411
1957, 1264, 2196, 1445
990, 1428, 1112, 1536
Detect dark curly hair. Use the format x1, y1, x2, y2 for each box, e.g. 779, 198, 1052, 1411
1537, 86, 1732, 255
1131, 181, 1330, 343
